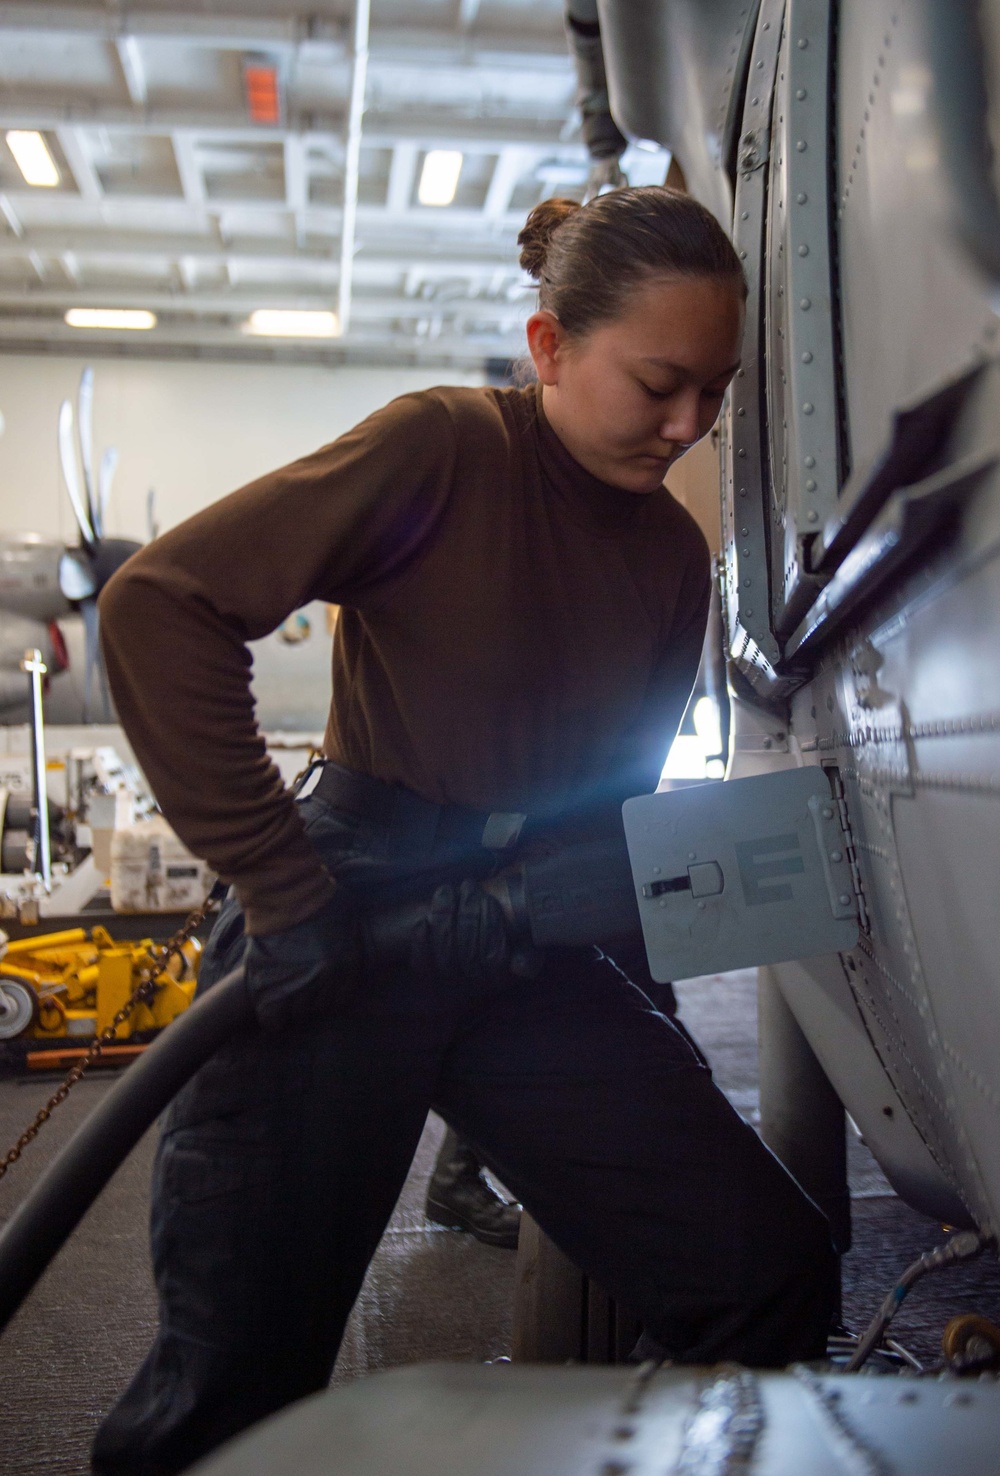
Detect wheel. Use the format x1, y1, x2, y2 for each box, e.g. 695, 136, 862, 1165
0, 976, 39, 1039
942, 1314, 1000, 1372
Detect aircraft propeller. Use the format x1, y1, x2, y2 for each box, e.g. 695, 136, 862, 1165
55, 369, 141, 721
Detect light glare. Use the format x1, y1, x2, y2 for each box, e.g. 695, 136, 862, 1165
418, 150, 463, 207
659, 698, 725, 784
6, 130, 60, 188
244, 309, 340, 338
65, 308, 157, 330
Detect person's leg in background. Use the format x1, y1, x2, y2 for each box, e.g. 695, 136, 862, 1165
424, 1124, 521, 1248
435, 945, 838, 1368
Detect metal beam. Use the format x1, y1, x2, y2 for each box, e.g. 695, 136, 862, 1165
0, 194, 23, 238
0, 315, 525, 359
0, 108, 574, 154
171, 133, 207, 206
385, 142, 419, 213
0, 235, 524, 275
0, 6, 339, 50
284, 134, 309, 215
339, 0, 369, 336
0, 212, 525, 251
484, 147, 530, 219
0, 286, 529, 325
54, 126, 103, 200
116, 35, 148, 107
0, 9, 566, 57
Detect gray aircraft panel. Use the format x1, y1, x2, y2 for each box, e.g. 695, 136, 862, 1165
895, 789, 1000, 1214
723, 0, 786, 684
623, 768, 858, 981
602, 0, 1000, 1239
191, 1362, 1000, 1476
597, 0, 758, 224
833, 0, 999, 544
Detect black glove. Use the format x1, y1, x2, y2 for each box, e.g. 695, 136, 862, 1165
410, 878, 511, 985
243, 891, 361, 1032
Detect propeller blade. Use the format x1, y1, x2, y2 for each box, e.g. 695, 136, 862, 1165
81, 595, 97, 722
77, 367, 97, 536
58, 400, 95, 550
98, 446, 118, 535
146, 486, 159, 542
80, 595, 111, 723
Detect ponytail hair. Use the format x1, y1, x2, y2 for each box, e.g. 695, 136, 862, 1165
517, 186, 746, 337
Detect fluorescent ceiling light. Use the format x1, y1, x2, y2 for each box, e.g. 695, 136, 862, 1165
6, 130, 59, 188
65, 308, 157, 330
244, 309, 340, 338
418, 150, 463, 207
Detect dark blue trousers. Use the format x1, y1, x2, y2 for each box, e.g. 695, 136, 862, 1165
92, 789, 837, 1474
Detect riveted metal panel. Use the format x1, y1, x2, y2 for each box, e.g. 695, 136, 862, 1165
598, 0, 760, 226
603, 0, 1000, 1243
764, 0, 841, 637
194, 1360, 1000, 1476
825, 0, 999, 556
722, 0, 786, 686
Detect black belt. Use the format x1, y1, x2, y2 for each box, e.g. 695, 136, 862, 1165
309, 761, 528, 857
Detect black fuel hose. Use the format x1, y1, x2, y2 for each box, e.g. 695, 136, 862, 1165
0, 964, 254, 1335
0, 830, 641, 1336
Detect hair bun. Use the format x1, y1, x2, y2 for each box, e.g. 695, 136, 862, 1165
517, 197, 582, 279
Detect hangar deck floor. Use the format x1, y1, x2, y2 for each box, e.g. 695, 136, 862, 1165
1, 970, 999, 1476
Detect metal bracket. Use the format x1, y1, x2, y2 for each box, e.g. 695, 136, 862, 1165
739, 124, 771, 173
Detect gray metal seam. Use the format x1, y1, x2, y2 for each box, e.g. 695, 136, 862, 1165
724, 0, 785, 679
778, 0, 841, 603
838, 11, 899, 217
852, 773, 994, 1226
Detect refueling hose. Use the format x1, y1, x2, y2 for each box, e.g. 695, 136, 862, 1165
0, 964, 254, 1334
0, 828, 641, 1337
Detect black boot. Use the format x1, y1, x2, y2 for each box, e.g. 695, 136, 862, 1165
425, 1129, 521, 1249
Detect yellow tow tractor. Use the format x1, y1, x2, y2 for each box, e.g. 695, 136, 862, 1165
0, 927, 201, 1070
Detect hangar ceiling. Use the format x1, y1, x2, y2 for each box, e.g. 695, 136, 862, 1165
0, 1, 668, 368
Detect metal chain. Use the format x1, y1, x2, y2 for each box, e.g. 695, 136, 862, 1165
0, 889, 219, 1183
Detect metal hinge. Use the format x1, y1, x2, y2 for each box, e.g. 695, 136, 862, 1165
826, 766, 870, 934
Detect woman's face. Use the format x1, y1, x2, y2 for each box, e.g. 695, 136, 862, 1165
529, 273, 745, 494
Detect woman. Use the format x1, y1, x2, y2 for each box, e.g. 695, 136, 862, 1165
93, 188, 836, 1474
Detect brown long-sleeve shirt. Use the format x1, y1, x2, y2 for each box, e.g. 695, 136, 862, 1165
100, 383, 710, 934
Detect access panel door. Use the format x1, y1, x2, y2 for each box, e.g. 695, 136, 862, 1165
623, 768, 858, 981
